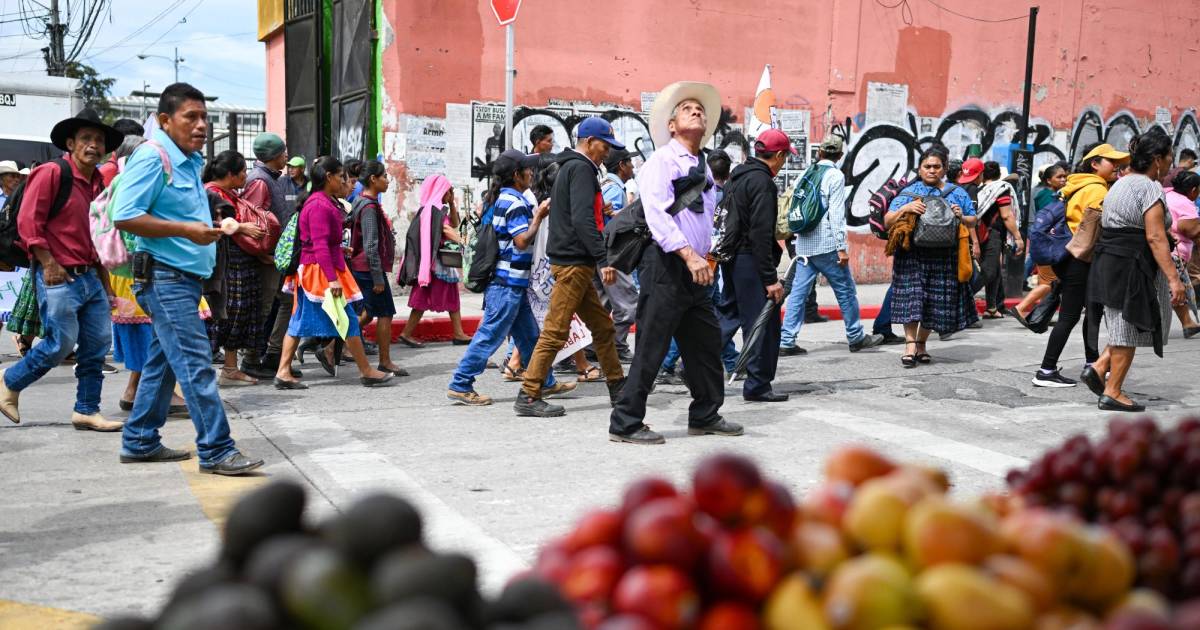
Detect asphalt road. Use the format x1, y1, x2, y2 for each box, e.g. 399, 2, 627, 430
1, 302, 1198, 626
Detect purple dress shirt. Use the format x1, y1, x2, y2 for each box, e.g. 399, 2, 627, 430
634, 139, 717, 256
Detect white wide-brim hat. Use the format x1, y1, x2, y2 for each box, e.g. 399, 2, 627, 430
648, 81, 721, 150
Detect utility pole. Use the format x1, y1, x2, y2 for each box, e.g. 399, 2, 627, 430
174, 47, 182, 83
140, 81, 150, 120
1006, 5, 1039, 298
43, 0, 68, 76
504, 24, 514, 150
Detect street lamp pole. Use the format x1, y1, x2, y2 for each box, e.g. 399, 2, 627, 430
140, 81, 150, 120
137, 48, 185, 84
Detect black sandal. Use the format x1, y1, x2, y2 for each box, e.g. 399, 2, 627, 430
915, 342, 932, 364
901, 342, 917, 368
378, 364, 409, 377
501, 364, 525, 382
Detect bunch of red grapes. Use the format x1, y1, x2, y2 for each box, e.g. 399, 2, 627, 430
1005, 417, 1200, 601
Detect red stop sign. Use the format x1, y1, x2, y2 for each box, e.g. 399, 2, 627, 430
490, 0, 522, 25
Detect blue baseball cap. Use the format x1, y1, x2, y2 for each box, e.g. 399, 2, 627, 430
576, 117, 625, 149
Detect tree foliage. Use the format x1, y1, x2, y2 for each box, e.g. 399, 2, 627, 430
64, 61, 117, 122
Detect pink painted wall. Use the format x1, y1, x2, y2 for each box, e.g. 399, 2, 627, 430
264, 33, 287, 138
379, 0, 1200, 133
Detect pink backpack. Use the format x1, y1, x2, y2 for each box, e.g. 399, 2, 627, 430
91, 141, 172, 273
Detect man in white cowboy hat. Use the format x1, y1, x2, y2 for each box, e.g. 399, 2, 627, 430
0, 160, 20, 209
608, 81, 743, 445
0, 108, 124, 431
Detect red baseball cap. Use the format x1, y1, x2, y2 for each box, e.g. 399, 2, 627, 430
755, 128, 798, 155
958, 157, 984, 184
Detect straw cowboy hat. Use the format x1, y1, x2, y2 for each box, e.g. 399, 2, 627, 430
648, 81, 721, 149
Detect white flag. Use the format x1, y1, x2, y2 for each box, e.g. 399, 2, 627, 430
747, 64, 777, 138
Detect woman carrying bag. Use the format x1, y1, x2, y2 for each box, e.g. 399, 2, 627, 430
396, 174, 471, 347
884, 147, 979, 367
202, 150, 278, 387
349, 160, 407, 377
1088, 130, 1187, 411
272, 156, 395, 390
1031, 143, 1127, 389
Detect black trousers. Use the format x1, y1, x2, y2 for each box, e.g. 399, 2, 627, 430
717, 253, 779, 398
805, 284, 820, 319
1040, 254, 1101, 370
979, 226, 1006, 311
610, 244, 724, 435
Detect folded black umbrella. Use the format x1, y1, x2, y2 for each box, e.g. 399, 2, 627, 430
729, 258, 799, 385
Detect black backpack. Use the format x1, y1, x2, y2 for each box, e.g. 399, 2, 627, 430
0, 159, 73, 270
464, 204, 500, 293
709, 177, 743, 264
604, 175, 708, 274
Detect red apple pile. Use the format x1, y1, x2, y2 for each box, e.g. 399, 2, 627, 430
536, 447, 1200, 630
1007, 417, 1200, 602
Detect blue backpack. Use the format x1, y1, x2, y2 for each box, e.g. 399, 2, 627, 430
1028, 197, 1070, 266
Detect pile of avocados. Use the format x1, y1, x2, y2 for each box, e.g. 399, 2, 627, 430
94, 480, 579, 630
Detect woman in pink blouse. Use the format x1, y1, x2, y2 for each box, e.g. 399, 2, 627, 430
1165, 170, 1200, 337
273, 156, 395, 389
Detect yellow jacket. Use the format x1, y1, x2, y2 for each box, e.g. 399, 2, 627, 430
1060, 173, 1109, 234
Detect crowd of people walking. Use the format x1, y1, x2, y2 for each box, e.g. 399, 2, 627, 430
2, 79, 1197, 467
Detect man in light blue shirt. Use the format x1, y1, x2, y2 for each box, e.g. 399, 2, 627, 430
113, 82, 263, 476
780, 136, 884, 354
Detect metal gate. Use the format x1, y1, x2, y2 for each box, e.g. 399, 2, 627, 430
329, 0, 373, 162
284, 0, 324, 163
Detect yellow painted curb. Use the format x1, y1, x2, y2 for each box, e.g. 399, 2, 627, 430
178, 458, 269, 530
0, 599, 99, 629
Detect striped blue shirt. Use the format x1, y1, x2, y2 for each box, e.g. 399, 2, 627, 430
492, 188, 533, 288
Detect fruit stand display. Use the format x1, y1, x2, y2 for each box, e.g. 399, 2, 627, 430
93, 483, 581, 630
98, 417, 1200, 630
536, 422, 1200, 630
1006, 417, 1200, 602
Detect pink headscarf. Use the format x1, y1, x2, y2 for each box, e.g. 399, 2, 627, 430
416, 174, 453, 287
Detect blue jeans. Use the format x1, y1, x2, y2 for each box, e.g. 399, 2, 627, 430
781, 250, 865, 347
121, 266, 237, 467
661, 280, 738, 373
873, 285, 894, 336
4, 267, 111, 414
450, 283, 554, 393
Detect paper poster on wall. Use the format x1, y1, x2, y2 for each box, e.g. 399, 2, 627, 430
471, 102, 509, 179
403, 116, 448, 181
777, 109, 810, 135
1156, 107, 1173, 132
918, 117, 939, 136
640, 92, 658, 113
865, 82, 909, 128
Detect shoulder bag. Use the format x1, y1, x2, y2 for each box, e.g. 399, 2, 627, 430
1065, 205, 1102, 263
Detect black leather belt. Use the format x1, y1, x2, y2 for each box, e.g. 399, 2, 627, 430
64, 265, 92, 276
148, 258, 204, 282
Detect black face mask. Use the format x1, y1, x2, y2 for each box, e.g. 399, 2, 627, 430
669, 150, 713, 214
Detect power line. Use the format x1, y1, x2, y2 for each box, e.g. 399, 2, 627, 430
79, 30, 255, 51
83, 0, 183, 60
922, 0, 1027, 23
181, 62, 263, 92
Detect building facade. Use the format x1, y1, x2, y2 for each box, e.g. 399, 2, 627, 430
258, 0, 1200, 282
